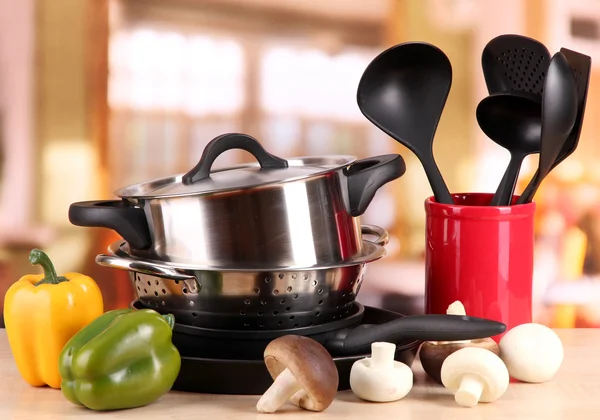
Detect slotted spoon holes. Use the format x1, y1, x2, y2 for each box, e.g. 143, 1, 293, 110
496, 48, 546, 94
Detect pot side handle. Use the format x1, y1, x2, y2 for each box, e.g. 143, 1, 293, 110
344, 154, 406, 217
68, 200, 152, 250
361, 224, 389, 246
95, 253, 194, 281
182, 133, 289, 185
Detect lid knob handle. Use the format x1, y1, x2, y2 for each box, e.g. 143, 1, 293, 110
182, 133, 289, 185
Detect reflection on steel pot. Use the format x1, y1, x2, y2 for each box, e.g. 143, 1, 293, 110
69, 133, 405, 268
95, 227, 387, 330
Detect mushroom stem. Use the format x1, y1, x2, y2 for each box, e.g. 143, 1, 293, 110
256, 368, 303, 413
454, 373, 484, 408
370, 342, 396, 369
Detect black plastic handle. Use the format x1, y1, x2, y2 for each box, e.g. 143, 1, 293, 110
182, 133, 289, 185
325, 314, 507, 356
344, 154, 406, 217
68, 200, 152, 250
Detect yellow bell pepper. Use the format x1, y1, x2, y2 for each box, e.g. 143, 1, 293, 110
3, 249, 104, 389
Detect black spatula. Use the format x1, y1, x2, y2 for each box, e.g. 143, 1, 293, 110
516, 52, 578, 204
518, 48, 591, 202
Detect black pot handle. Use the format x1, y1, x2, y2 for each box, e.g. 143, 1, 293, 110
182, 133, 289, 185
68, 200, 152, 250
344, 154, 406, 217
325, 314, 506, 356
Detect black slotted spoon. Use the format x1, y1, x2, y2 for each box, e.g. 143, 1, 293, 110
518, 47, 592, 202
480, 34, 551, 206
482, 34, 550, 96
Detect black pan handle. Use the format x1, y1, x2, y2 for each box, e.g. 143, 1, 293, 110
68, 200, 152, 250
182, 133, 289, 185
325, 314, 506, 356
344, 154, 406, 217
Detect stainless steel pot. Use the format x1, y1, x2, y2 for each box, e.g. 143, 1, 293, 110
69, 133, 405, 268
95, 225, 387, 330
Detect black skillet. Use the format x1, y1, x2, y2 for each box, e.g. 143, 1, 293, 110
131, 300, 506, 394
172, 304, 421, 395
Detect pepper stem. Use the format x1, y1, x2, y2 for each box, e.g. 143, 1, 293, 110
30, 249, 69, 286
162, 313, 175, 330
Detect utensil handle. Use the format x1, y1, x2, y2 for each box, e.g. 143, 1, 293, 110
328, 314, 506, 356
361, 225, 389, 246
490, 152, 526, 206
421, 154, 455, 204
345, 154, 406, 217
182, 133, 289, 185
68, 200, 152, 250
517, 169, 540, 204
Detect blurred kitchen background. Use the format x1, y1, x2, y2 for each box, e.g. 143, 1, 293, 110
1, 0, 600, 328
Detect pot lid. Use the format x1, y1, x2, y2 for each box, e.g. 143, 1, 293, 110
114, 156, 356, 199
114, 134, 356, 198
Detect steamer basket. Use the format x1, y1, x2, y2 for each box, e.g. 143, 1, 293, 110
96, 227, 387, 330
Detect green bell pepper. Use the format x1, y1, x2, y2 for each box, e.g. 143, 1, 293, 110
58, 308, 181, 411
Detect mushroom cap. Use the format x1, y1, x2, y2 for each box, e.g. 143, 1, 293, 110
440, 346, 509, 403
420, 338, 499, 384
263, 335, 339, 411
499, 323, 564, 383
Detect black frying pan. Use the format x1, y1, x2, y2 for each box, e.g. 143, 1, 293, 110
131, 300, 505, 359
169, 305, 421, 395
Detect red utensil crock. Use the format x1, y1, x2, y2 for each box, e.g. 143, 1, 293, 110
424, 192, 536, 341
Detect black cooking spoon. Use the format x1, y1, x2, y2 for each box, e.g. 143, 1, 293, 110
357, 42, 454, 204
480, 34, 550, 206
517, 52, 578, 204
476, 92, 542, 206
518, 48, 591, 202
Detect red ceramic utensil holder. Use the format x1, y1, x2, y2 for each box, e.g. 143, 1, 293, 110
424, 193, 536, 341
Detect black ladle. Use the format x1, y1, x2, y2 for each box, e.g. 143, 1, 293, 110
357, 42, 454, 204
517, 52, 578, 204
476, 92, 542, 206
480, 34, 550, 206
519, 48, 591, 201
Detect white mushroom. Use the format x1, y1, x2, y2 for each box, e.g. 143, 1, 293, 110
349, 342, 413, 402
499, 323, 564, 383
441, 346, 509, 408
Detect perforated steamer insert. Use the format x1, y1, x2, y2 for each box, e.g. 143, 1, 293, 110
96, 233, 385, 330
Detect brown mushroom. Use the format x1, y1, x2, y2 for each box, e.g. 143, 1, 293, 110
418, 301, 500, 384
256, 335, 339, 413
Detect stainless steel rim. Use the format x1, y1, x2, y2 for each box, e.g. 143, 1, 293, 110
96, 224, 388, 275
114, 155, 358, 199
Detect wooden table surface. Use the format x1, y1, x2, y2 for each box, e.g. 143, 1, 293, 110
0, 329, 598, 419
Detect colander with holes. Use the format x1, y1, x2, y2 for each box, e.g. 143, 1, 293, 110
95, 228, 387, 330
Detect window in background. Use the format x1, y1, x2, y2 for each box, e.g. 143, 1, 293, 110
107, 23, 394, 216
108, 28, 245, 189
258, 44, 384, 156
